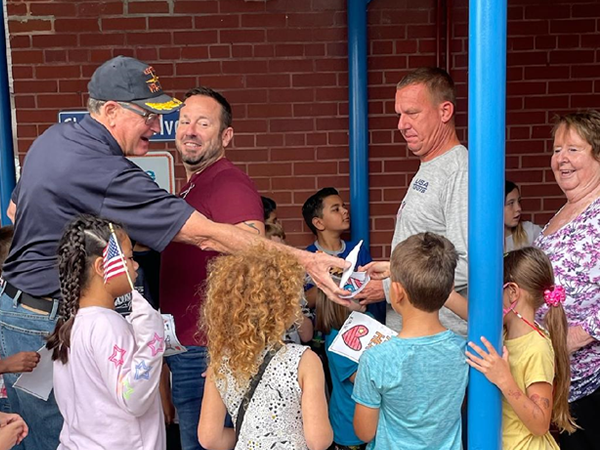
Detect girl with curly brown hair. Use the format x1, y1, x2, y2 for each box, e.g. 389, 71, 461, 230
198, 246, 333, 450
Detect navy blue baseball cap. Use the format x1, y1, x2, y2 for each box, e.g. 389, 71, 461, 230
88, 56, 182, 114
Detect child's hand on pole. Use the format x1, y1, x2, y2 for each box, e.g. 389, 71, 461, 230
465, 336, 512, 389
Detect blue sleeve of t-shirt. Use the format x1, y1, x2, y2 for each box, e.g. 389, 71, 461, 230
352, 350, 382, 409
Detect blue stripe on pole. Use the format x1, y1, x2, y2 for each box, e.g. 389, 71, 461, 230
347, 0, 370, 248
468, 0, 507, 449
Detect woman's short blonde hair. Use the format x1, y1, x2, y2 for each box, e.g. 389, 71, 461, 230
201, 244, 304, 385
552, 110, 600, 160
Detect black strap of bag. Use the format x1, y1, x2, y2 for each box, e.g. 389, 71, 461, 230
235, 344, 282, 440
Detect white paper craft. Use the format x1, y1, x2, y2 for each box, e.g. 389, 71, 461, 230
13, 345, 53, 401
338, 240, 371, 299
328, 312, 397, 363
162, 314, 187, 357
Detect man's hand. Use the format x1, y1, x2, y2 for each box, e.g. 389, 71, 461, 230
567, 325, 594, 354
0, 352, 40, 374
353, 279, 386, 305
302, 251, 351, 306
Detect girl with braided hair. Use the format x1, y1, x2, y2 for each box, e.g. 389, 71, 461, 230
46, 215, 166, 450
466, 247, 576, 449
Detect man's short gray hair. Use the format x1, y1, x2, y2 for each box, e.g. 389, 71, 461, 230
397, 67, 456, 108
87, 98, 107, 114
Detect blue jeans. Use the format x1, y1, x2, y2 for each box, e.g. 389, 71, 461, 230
0, 288, 62, 450
167, 346, 209, 450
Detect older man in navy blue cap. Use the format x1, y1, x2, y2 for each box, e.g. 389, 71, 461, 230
1, 56, 347, 450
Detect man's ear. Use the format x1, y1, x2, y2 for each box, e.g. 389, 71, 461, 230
93, 256, 104, 278
439, 100, 455, 124
221, 127, 234, 148
312, 216, 325, 232
102, 101, 120, 127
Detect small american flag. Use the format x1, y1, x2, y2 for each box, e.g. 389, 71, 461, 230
103, 233, 127, 283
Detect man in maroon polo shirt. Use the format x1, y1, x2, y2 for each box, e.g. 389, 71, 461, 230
159, 87, 264, 450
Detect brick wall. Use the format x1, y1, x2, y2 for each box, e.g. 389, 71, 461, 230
7, 0, 600, 257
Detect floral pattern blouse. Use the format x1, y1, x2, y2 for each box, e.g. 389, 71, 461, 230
535, 197, 600, 402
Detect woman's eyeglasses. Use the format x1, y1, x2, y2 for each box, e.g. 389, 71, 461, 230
118, 102, 159, 125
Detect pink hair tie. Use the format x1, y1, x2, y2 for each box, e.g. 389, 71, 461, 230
544, 285, 566, 307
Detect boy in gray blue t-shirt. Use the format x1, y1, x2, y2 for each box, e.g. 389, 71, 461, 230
352, 232, 468, 450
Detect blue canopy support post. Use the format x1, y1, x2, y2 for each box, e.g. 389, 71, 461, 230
0, 4, 16, 226
347, 0, 370, 248
467, 0, 507, 449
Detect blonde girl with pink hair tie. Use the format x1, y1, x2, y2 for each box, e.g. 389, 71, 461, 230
466, 247, 577, 450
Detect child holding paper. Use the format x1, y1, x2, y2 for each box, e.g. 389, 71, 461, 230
198, 246, 333, 450
302, 188, 385, 323
353, 232, 468, 450
46, 215, 166, 450
316, 290, 366, 450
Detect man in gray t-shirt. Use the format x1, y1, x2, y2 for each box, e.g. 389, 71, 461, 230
383, 68, 468, 335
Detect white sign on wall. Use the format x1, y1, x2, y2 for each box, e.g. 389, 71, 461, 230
128, 151, 176, 194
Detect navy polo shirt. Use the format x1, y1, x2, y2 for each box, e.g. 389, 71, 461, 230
3, 116, 194, 298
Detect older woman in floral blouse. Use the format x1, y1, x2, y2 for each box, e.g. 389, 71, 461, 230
534, 110, 600, 450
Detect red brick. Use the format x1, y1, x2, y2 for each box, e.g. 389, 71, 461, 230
524, 66, 569, 80
58, 79, 89, 93
557, 35, 580, 49
14, 96, 36, 109
9, 19, 52, 34
68, 49, 90, 62
135, 48, 159, 61
257, 134, 284, 147
7, 3, 27, 15
220, 29, 265, 43
230, 134, 255, 148
271, 147, 314, 162
571, 94, 600, 108
507, 51, 548, 66
193, 75, 244, 89
506, 81, 547, 96
551, 19, 596, 34
234, 119, 268, 133
102, 17, 147, 31
293, 103, 338, 118
248, 104, 292, 118
284, 134, 306, 146
269, 59, 314, 73
549, 50, 595, 65
241, 13, 286, 28
80, 33, 125, 47
36, 65, 80, 79
524, 5, 571, 20
55, 18, 99, 32
129, 1, 170, 14
572, 4, 600, 18
247, 74, 290, 88
294, 161, 337, 175
508, 37, 535, 51
11, 50, 44, 64
534, 36, 557, 50
293, 73, 337, 88
219, 0, 266, 13
549, 80, 593, 94
148, 16, 192, 30
248, 163, 292, 177
222, 60, 268, 74
78, 2, 123, 16
252, 44, 273, 57
30, 2, 77, 16
174, 1, 218, 14
44, 50, 68, 63
90, 49, 114, 62
287, 12, 336, 27
9, 35, 31, 48
194, 14, 240, 30
174, 31, 218, 45
37, 93, 83, 108
175, 61, 220, 76
274, 44, 304, 57
271, 118, 313, 132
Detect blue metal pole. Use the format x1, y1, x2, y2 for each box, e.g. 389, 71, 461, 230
0, 4, 16, 226
347, 0, 370, 248
467, 0, 507, 449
